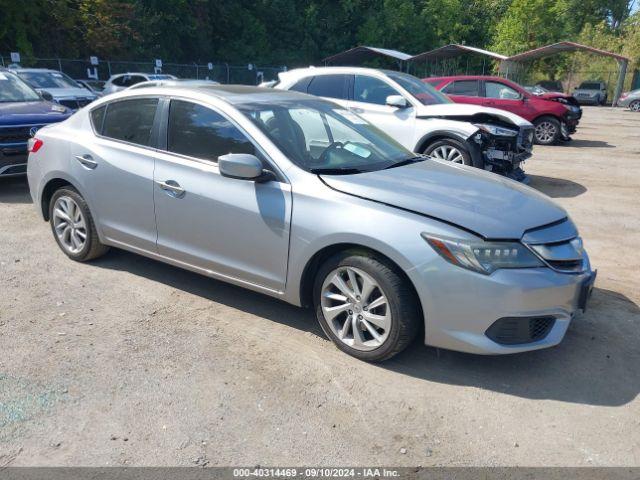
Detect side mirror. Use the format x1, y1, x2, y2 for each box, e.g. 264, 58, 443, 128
386, 95, 408, 109
40, 90, 54, 101
218, 153, 270, 181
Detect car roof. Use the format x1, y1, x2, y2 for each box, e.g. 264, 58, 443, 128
106, 84, 314, 106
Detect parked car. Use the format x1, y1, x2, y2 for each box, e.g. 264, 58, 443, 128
573, 81, 608, 105
76, 79, 106, 96
13, 68, 98, 110
27, 85, 596, 361
428, 75, 582, 145
536, 80, 564, 93
102, 73, 177, 95
617, 89, 640, 111
0, 68, 71, 177
274, 67, 534, 182
127, 79, 219, 90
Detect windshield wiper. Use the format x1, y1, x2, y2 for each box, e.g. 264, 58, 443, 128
310, 167, 363, 175
384, 155, 427, 170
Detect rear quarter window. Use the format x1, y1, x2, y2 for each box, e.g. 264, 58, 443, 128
90, 105, 106, 134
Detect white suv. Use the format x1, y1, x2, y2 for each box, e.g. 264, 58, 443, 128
275, 67, 534, 181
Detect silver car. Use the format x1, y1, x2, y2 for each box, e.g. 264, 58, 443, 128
27, 85, 596, 361
617, 89, 640, 111
14, 68, 98, 110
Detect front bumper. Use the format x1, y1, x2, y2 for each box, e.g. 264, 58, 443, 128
409, 260, 595, 355
0, 144, 28, 176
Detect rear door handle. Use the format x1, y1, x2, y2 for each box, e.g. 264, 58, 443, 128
156, 180, 186, 198
74, 154, 98, 169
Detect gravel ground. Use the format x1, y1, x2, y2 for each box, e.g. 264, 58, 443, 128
0, 106, 638, 467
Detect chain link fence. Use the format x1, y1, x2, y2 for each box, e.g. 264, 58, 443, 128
0, 55, 287, 85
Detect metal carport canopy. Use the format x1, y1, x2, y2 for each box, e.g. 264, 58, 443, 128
322, 46, 413, 65
505, 41, 629, 106
410, 44, 507, 61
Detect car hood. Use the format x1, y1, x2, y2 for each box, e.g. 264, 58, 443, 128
415, 102, 532, 128
0, 101, 71, 125
539, 92, 571, 100
320, 160, 566, 239
37, 87, 96, 99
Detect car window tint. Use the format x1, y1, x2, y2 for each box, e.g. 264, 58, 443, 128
167, 100, 254, 161
102, 98, 158, 146
289, 77, 312, 93
90, 105, 106, 134
307, 75, 347, 99
485, 81, 521, 100
353, 75, 398, 105
111, 76, 126, 87
443, 80, 479, 96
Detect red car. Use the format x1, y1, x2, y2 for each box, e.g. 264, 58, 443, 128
425, 76, 582, 145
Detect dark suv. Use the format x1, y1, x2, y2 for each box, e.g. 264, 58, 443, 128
0, 69, 71, 177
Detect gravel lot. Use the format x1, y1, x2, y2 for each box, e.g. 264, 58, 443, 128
0, 106, 638, 467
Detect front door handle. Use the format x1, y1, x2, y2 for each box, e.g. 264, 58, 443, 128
156, 180, 186, 198
74, 154, 98, 169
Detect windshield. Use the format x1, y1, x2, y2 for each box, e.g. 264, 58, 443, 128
238, 99, 420, 174
385, 71, 452, 105
0, 71, 41, 102
579, 82, 602, 90
18, 70, 80, 89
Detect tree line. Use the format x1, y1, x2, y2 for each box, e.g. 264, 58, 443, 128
1, 0, 638, 81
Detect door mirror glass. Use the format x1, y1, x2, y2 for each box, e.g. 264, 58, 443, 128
386, 95, 408, 108
218, 153, 264, 180
40, 90, 54, 101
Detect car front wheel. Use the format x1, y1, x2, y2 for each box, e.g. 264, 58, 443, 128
49, 187, 109, 262
313, 251, 420, 362
534, 116, 561, 145
423, 138, 473, 166
630, 100, 640, 112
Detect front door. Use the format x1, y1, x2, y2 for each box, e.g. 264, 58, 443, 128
482, 80, 533, 118
347, 74, 416, 150
153, 99, 292, 292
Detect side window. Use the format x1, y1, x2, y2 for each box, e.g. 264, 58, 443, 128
167, 100, 254, 161
443, 80, 479, 96
90, 105, 106, 134
353, 75, 398, 105
102, 98, 158, 146
289, 77, 312, 93
307, 75, 348, 100
127, 75, 146, 86
485, 81, 521, 100
111, 76, 126, 87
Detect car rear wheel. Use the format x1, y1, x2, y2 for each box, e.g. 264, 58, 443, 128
630, 100, 640, 112
49, 187, 109, 262
314, 250, 420, 362
533, 116, 561, 145
424, 138, 472, 166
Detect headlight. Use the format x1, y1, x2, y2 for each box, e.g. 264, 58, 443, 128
473, 123, 518, 137
422, 234, 544, 274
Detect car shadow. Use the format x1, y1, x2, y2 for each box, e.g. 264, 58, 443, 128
382, 287, 640, 407
528, 174, 587, 198
0, 177, 31, 204
566, 139, 614, 148
94, 249, 639, 407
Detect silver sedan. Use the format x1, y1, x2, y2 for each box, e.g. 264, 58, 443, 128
617, 89, 640, 111
27, 85, 596, 361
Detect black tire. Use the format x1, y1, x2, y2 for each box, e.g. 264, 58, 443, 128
533, 116, 561, 145
313, 250, 421, 362
49, 187, 109, 262
423, 138, 473, 166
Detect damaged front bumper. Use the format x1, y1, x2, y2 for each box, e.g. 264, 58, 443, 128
473, 126, 534, 182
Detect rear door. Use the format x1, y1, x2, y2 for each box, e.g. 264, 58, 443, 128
441, 79, 483, 106
71, 97, 160, 251
153, 99, 292, 292
347, 74, 416, 149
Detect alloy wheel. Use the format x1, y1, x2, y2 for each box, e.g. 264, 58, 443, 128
631, 101, 640, 112
430, 145, 466, 164
320, 266, 391, 351
535, 121, 557, 143
53, 196, 87, 254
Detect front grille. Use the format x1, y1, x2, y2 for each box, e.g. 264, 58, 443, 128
486, 316, 556, 345
521, 219, 586, 273
0, 125, 44, 146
